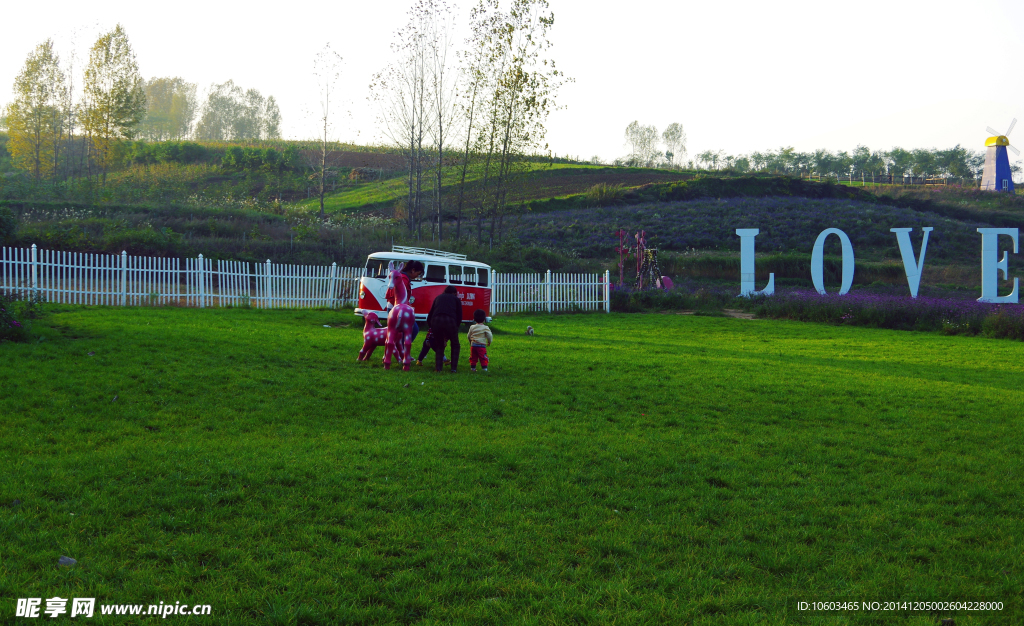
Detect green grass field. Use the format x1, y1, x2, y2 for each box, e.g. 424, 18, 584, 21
290, 163, 685, 216
1, 307, 1021, 624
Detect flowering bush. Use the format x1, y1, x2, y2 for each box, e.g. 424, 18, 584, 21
743, 289, 1024, 339
0, 291, 30, 342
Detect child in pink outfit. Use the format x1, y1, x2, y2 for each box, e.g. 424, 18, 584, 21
467, 309, 492, 372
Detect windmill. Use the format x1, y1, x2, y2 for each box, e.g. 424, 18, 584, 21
980, 118, 1018, 192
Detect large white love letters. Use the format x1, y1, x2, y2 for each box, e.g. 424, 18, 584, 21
735, 229, 774, 297
977, 228, 1019, 304
890, 227, 932, 298
735, 226, 1020, 301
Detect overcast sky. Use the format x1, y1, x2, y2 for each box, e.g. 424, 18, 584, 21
2, 0, 1022, 163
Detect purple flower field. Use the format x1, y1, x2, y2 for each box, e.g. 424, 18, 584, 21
516, 197, 994, 261
610, 279, 1024, 340
744, 288, 1024, 339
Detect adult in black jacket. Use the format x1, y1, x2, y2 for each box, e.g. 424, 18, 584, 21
426, 285, 462, 372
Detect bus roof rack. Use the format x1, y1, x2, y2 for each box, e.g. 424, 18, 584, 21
391, 245, 467, 261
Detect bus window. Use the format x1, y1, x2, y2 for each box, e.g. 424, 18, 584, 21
365, 259, 396, 278
463, 269, 476, 285
425, 264, 446, 283
448, 265, 463, 284
477, 268, 489, 287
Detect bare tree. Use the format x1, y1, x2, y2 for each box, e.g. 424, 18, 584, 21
371, 10, 432, 238
425, 1, 458, 242
372, 0, 566, 243
453, 11, 492, 240
309, 44, 344, 220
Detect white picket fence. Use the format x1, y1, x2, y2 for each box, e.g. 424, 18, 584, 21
492, 270, 610, 313
2, 245, 611, 313
1, 245, 362, 309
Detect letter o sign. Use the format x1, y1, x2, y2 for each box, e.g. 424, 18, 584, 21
811, 228, 855, 295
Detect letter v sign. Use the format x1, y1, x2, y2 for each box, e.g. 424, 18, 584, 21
890, 227, 932, 298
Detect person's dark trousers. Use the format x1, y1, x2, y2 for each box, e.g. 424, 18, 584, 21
432, 319, 460, 372
417, 338, 432, 362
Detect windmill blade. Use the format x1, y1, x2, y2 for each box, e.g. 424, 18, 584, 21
987, 126, 1001, 136
1009, 144, 1021, 157
1006, 118, 1017, 137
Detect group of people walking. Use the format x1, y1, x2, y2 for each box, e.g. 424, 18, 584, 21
389, 261, 493, 374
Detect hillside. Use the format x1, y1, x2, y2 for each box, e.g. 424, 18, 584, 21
291, 164, 692, 214
3, 135, 1022, 292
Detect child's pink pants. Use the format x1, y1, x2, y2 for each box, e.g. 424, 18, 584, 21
469, 345, 488, 368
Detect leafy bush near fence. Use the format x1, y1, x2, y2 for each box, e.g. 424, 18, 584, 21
741, 290, 1024, 339
0, 290, 43, 342
0, 294, 25, 342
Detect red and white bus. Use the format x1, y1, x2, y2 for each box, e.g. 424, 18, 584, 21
355, 246, 492, 324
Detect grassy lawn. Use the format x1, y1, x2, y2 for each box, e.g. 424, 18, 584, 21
1, 307, 1021, 624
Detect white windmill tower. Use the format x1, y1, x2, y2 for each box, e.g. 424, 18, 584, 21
980, 118, 1018, 192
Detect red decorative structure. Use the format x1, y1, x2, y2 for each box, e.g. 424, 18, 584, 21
383, 261, 416, 370
357, 312, 388, 361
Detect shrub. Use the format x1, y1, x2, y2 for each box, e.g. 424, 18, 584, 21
610, 283, 732, 313
0, 290, 39, 342
585, 183, 625, 206
125, 141, 211, 167
981, 308, 1024, 340
0, 205, 15, 242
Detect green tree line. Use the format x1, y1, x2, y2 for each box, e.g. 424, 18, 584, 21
685, 144, 1020, 180
1, 24, 283, 191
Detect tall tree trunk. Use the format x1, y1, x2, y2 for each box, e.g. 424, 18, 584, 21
436, 141, 443, 243
455, 84, 478, 241
415, 66, 425, 241
319, 131, 327, 220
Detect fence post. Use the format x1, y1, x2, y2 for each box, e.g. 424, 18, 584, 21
266, 259, 272, 308
329, 262, 338, 308
491, 271, 498, 314
30, 244, 38, 297
120, 250, 127, 306
545, 269, 552, 313
197, 253, 205, 308
604, 270, 610, 313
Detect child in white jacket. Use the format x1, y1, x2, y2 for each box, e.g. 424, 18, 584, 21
467, 309, 493, 372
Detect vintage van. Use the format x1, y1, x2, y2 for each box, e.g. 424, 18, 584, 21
355, 246, 492, 324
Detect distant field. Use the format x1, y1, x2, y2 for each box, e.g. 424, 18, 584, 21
1, 306, 1021, 624
293, 164, 691, 215
506, 195, 1004, 262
